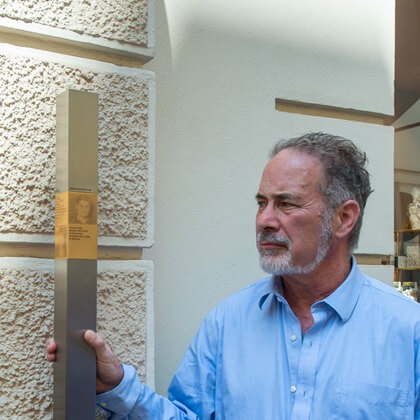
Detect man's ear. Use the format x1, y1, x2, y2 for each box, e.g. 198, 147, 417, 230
333, 200, 360, 240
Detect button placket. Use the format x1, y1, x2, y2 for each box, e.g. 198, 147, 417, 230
289, 307, 329, 419
280, 299, 302, 407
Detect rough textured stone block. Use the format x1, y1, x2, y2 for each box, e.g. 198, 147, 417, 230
0, 44, 154, 245
0, 258, 153, 419
0, 0, 149, 47
0, 262, 54, 418
97, 261, 154, 383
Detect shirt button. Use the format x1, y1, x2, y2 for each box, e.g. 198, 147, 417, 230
290, 334, 297, 342
290, 385, 297, 393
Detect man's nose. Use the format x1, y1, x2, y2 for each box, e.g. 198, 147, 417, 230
256, 205, 281, 231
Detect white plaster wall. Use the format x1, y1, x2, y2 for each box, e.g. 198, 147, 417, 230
394, 100, 420, 207
0, 258, 154, 418
394, 99, 420, 128
360, 264, 395, 288
144, 0, 395, 394
395, 127, 420, 173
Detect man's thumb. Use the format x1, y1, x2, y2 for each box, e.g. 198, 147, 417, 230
84, 330, 106, 356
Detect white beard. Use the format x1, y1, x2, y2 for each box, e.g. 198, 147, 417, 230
258, 210, 333, 276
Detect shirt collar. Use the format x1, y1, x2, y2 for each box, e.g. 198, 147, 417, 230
258, 257, 363, 323
321, 256, 363, 322
258, 275, 284, 309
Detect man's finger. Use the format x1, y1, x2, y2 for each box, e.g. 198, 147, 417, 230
47, 353, 56, 362
46, 338, 57, 362
46, 339, 56, 351
84, 330, 108, 356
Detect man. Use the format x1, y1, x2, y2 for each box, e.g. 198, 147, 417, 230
48, 132, 420, 418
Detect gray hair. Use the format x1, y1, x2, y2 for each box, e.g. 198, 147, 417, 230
270, 132, 373, 251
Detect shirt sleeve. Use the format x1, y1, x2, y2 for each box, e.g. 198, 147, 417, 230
95, 364, 199, 419
168, 308, 219, 420
95, 307, 219, 419
414, 321, 420, 418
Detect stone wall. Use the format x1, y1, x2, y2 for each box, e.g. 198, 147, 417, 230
0, 1, 155, 417
0, 0, 149, 46
0, 45, 154, 243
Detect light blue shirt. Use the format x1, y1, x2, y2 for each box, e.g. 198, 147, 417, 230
97, 259, 420, 419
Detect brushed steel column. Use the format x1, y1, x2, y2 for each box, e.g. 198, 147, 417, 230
54, 89, 98, 419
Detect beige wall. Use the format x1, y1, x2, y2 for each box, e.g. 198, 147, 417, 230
0, 1, 155, 417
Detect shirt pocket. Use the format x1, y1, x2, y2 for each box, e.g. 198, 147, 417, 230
335, 379, 409, 420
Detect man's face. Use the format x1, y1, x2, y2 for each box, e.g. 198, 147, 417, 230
256, 148, 332, 276
76, 199, 90, 218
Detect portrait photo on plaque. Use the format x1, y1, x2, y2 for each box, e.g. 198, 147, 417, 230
69, 193, 97, 225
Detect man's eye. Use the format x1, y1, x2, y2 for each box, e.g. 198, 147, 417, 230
257, 201, 266, 209
279, 202, 293, 208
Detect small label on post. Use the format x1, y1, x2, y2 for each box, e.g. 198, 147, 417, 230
55, 191, 98, 259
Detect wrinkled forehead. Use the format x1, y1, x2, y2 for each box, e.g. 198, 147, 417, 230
258, 152, 328, 206
262, 148, 325, 190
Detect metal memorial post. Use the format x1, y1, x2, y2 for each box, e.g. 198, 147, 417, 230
54, 89, 98, 419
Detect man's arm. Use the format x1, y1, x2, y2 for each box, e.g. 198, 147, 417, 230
47, 330, 202, 419
414, 322, 420, 418
96, 364, 200, 419
97, 308, 220, 419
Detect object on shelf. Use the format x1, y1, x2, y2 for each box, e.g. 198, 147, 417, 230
397, 255, 407, 268
394, 228, 420, 302
394, 281, 418, 302
408, 187, 420, 229
403, 282, 418, 301
407, 245, 420, 268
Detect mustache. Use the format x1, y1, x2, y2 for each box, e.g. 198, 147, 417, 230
257, 232, 290, 248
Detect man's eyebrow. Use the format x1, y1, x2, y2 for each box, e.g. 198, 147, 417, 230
255, 192, 297, 201
275, 193, 296, 201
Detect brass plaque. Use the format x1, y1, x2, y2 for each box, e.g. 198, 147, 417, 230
55, 191, 98, 260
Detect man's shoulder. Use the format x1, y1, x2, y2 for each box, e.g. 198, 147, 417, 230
223, 275, 272, 302
360, 272, 420, 314
207, 276, 272, 318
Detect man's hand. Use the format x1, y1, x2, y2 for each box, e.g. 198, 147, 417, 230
46, 330, 124, 394
84, 330, 124, 394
